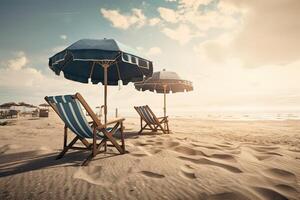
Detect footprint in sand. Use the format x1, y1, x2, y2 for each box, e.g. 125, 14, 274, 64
252, 187, 289, 200
140, 171, 165, 179
180, 165, 196, 179
149, 148, 163, 154
73, 166, 104, 185
207, 191, 251, 200
264, 168, 297, 182
0, 145, 11, 155
133, 141, 152, 147
175, 137, 188, 141
209, 153, 236, 161
130, 147, 152, 157
163, 141, 180, 148
146, 140, 155, 143
0, 144, 20, 154
178, 156, 243, 173
130, 153, 149, 157
174, 146, 202, 156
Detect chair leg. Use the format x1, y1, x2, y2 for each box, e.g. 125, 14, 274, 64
104, 139, 107, 152
138, 124, 147, 134
166, 122, 170, 134
56, 136, 79, 159
120, 123, 125, 152
82, 138, 106, 166
103, 129, 124, 154
82, 153, 93, 166
63, 125, 67, 149
93, 126, 97, 157
139, 117, 143, 134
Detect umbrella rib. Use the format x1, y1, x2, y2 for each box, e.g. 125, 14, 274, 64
115, 62, 122, 81
89, 61, 96, 79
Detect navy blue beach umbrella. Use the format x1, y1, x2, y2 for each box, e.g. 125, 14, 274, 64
49, 38, 153, 123
134, 69, 193, 118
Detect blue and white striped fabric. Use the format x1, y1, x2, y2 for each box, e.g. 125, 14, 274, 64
139, 106, 156, 124
47, 95, 105, 138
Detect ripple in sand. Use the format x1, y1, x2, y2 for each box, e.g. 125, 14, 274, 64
191, 143, 221, 150
252, 187, 289, 200
140, 171, 165, 179
265, 168, 297, 182
207, 192, 251, 200
174, 146, 236, 162
275, 184, 299, 195
178, 156, 243, 173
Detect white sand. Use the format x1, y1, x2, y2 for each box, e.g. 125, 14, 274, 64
0, 112, 300, 200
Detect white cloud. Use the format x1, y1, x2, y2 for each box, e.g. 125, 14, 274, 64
1, 53, 44, 87
149, 18, 161, 26
193, 0, 300, 67
193, 31, 237, 63
158, 7, 179, 23
217, 0, 240, 15
100, 8, 146, 30
178, 0, 213, 10
60, 34, 67, 40
155, 0, 240, 45
7, 51, 28, 71
162, 24, 203, 45
146, 47, 162, 56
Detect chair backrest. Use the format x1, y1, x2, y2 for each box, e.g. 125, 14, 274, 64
45, 94, 102, 138
134, 105, 158, 125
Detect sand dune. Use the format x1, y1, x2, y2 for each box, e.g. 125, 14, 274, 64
0, 115, 300, 199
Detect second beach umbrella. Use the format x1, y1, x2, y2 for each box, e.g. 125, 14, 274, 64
134, 69, 193, 118
49, 38, 153, 124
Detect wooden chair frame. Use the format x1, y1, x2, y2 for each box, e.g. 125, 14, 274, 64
134, 105, 169, 134
45, 93, 125, 166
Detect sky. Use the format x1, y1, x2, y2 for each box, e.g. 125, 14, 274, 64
0, 0, 300, 117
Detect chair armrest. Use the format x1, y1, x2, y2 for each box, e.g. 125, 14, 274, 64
96, 118, 125, 129
157, 116, 168, 119
106, 117, 125, 126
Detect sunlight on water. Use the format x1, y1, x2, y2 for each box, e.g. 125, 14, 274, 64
106, 107, 300, 121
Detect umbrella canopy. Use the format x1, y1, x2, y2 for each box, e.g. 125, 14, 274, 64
135, 70, 193, 93
134, 69, 193, 117
0, 102, 19, 108
49, 39, 153, 85
49, 38, 153, 123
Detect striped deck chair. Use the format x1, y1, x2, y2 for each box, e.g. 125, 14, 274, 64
134, 105, 169, 134
45, 93, 125, 166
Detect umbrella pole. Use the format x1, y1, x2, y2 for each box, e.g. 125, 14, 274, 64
164, 91, 166, 118
103, 64, 108, 126
163, 85, 167, 130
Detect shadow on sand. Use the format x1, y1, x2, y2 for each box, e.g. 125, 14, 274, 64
0, 131, 160, 178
